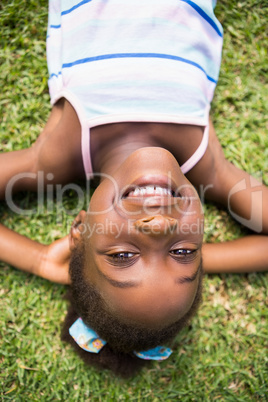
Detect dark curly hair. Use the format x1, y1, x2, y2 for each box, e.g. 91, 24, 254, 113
62, 244, 203, 377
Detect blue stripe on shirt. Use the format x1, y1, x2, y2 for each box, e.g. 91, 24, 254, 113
180, 0, 223, 37
61, 0, 93, 16
61, 52, 217, 83
50, 72, 62, 78
60, 0, 222, 39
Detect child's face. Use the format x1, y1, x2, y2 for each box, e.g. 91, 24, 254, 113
83, 147, 203, 329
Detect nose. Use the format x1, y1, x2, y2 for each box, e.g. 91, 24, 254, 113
134, 215, 177, 236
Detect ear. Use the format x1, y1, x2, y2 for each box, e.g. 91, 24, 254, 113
69, 210, 87, 251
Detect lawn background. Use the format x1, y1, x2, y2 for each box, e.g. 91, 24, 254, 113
0, 1, 267, 400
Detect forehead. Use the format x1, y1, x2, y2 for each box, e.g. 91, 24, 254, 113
90, 258, 202, 328
83, 240, 202, 328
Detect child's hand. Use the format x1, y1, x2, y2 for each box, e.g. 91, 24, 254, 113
39, 236, 71, 284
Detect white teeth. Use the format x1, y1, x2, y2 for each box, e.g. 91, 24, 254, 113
147, 186, 154, 195
127, 185, 173, 197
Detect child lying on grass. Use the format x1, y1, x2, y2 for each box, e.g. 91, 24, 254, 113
1, 0, 267, 377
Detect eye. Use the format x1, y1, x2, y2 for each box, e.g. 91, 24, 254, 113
169, 248, 197, 261
106, 251, 138, 266
170, 249, 192, 256
111, 252, 135, 261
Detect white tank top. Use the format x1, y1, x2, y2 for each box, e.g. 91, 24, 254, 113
46, 0, 223, 176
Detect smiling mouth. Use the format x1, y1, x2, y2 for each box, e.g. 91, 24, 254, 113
123, 185, 177, 198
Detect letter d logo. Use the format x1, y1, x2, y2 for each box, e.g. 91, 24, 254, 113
228, 177, 263, 233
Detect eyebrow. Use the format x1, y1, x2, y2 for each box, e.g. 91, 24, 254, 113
97, 269, 140, 288
97, 260, 202, 288
175, 260, 202, 284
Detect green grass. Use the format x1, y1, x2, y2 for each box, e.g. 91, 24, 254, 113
0, 0, 268, 400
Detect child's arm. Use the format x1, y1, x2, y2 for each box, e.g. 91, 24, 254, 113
0, 101, 63, 198
0, 100, 84, 198
188, 118, 268, 273
0, 223, 71, 284
0, 100, 82, 282
188, 118, 268, 234
202, 236, 268, 274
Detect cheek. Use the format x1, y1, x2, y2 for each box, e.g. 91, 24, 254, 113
88, 180, 116, 214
